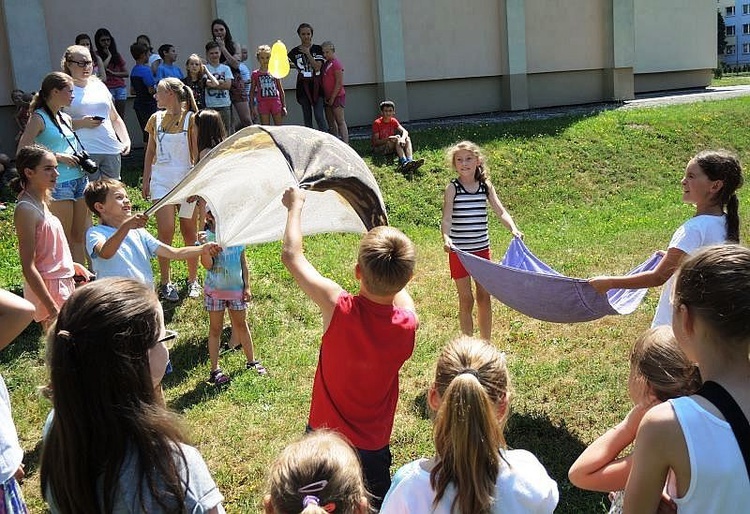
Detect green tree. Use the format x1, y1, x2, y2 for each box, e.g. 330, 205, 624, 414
718, 11, 727, 55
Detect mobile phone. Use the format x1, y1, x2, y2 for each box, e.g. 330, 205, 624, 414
92, 115, 105, 121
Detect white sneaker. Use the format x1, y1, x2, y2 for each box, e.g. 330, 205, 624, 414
187, 280, 202, 299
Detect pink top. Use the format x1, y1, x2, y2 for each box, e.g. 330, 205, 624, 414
322, 58, 345, 101
17, 200, 75, 279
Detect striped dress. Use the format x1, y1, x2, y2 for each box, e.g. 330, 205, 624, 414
448, 178, 490, 252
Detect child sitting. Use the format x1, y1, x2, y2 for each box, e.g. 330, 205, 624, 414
201, 208, 266, 386
264, 430, 370, 513
281, 187, 418, 509
84, 178, 220, 288
568, 326, 701, 513
371, 100, 424, 174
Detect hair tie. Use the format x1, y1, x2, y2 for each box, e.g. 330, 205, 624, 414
301, 495, 336, 512
458, 368, 479, 378
57, 329, 72, 341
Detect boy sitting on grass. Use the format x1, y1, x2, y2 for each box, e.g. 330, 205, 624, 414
84, 179, 220, 291
281, 186, 418, 509
371, 100, 424, 174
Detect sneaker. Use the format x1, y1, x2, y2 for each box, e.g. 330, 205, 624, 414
187, 280, 202, 299
208, 368, 231, 385
246, 360, 268, 376
410, 158, 425, 171
158, 282, 179, 302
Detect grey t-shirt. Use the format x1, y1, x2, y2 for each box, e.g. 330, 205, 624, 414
46, 441, 224, 513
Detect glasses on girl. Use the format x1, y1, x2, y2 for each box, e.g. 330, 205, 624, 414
68, 59, 93, 68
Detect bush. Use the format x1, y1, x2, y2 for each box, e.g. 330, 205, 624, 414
714, 67, 723, 79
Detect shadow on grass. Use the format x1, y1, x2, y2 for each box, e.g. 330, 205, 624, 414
22, 438, 43, 479
507, 412, 608, 514
168, 378, 225, 413
0, 323, 43, 364
411, 390, 607, 514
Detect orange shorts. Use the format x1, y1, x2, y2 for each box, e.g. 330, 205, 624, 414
449, 248, 491, 280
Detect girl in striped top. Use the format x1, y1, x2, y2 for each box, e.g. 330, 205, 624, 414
441, 141, 523, 341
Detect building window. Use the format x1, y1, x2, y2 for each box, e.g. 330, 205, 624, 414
744, 43, 750, 54
727, 25, 736, 36
744, 4, 750, 15
727, 44, 736, 55
727, 5, 736, 16
744, 24, 750, 34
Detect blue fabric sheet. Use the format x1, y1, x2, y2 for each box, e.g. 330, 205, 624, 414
455, 238, 662, 323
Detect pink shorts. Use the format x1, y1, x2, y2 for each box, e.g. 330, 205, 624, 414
258, 98, 283, 116
329, 95, 345, 109
24, 276, 76, 322
449, 248, 491, 280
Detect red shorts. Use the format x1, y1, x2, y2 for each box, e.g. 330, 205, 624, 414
449, 248, 491, 280
258, 97, 283, 116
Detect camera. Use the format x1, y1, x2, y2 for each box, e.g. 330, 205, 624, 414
76, 150, 99, 175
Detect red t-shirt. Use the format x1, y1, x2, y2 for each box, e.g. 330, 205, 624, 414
371, 117, 401, 145
308, 292, 417, 450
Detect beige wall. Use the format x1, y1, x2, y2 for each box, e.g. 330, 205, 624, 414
525, 0, 611, 73
401, 0, 503, 80
634, 0, 716, 73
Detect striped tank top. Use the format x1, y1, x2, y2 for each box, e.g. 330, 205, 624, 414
449, 178, 490, 251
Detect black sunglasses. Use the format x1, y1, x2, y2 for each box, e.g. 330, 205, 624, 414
158, 329, 178, 344
68, 59, 93, 68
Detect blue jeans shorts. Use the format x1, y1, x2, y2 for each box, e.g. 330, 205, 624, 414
51, 175, 88, 201
109, 86, 128, 101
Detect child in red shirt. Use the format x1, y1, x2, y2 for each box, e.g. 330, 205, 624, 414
371, 100, 424, 174
281, 187, 418, 509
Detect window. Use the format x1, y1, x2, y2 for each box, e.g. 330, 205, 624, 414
727, 25, 736, 36
744, 23, 750, 34
727, 5, 736, 16
727, 44, 736, 55
744, 4, 750, 15
743, 42, 750, 53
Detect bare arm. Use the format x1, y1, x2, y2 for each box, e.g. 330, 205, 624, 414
109, 101, 131, 155
241, 251, 252, 302
14, 205, 58, 318
0, 289, 35, 350
202, 65, 220, 87
327, 68, 343, 104
281, 187, 344, 330
589, 247, 685, 294
486, 181, 523, 238
441, 182, 456, 252
94, 215, 149, 259
623, 404, 685, 514
17, 113, 43, 151
142, 129, 156, 199
156, 242, 221, 261
94, 55, 107, 81
569, 403, 654, 492
277, 78, 286, 113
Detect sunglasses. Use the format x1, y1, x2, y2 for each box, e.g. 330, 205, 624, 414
158, 329, 178, 344
68, 59, 93, 68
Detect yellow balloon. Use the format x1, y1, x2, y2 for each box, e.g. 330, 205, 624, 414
269, 40, 290, 79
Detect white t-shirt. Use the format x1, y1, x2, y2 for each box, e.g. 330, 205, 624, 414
651, 214, 727, 327
0, 375, 23, 484
86, 224, 163, 287
66, 79, 124, 155
381, 449, 559, 514
204, 63, 233, 108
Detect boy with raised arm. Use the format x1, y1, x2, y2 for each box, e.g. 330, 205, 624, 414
84, 179, 220, 291
281, 187, 418, 509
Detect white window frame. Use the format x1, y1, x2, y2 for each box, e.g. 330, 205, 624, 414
727, 44, 736, 55
727, 5, 736, 16
743, 43, 750, 54
727, 25, 736, 36
744, 4, 750, 15
744, 23, 750, 35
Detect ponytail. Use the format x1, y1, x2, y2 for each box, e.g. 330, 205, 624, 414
726, 193, 740, 243
182, 83, 198, 113
431, 373, 505, 514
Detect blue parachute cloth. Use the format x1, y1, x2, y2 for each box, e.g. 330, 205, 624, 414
455, 238, 663, 323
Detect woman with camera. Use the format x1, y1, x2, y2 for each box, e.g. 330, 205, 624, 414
62, 45, 130, 181
18, 71, 90, 264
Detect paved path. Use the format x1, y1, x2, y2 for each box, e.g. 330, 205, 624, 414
348, 85, 750, 140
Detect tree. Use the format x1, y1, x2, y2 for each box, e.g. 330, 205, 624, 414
718, 11, 727, 56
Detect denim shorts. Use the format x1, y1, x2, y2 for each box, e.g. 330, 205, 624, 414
109, 86, 128, 101
51, 175, 88, 201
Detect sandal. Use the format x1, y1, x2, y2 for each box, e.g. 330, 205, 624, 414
208, 368, 231, 385
246, 360, 268, 376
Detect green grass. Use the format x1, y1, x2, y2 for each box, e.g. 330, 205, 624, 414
3, 97, 750, 513
712, 73, 750, 86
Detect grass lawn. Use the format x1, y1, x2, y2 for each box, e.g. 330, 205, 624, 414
2, 96, 750, 512
712, 73, 750, 86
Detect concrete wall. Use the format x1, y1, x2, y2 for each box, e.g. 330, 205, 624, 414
0, 0, 718, 155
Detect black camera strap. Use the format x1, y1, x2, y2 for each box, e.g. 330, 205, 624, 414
45, 108, 87, 156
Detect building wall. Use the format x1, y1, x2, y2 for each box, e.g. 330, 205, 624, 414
0, 0, 718, 154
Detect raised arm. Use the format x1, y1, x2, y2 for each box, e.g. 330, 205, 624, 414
281, 187, 344, 330
94, 215, 149, 259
